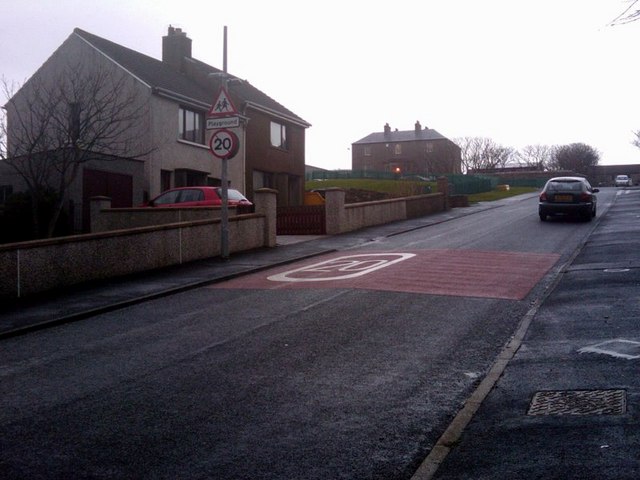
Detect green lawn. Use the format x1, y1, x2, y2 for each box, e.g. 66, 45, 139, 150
467, 186, 538, 203
305, 179, 538, 202
305, 179, 435, 197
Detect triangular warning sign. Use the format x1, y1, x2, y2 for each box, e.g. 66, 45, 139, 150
208, 86, 238, 117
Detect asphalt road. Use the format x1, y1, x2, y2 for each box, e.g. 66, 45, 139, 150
0, 188, 618, 479
430, 186, 640, 479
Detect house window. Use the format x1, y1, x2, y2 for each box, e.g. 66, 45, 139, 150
178, 107, 205, 144
425, 143, 434, 153
364, 146, 371, 156
270, 121, 287, 149
394, 144, 402, 155
174, 169, 208, 187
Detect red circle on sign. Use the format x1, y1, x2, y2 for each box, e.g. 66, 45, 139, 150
209, 129, 239, 160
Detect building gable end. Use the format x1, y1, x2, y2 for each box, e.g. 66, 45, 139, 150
73, 31, 153, 90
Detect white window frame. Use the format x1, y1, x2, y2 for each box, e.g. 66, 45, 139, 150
178, 107, 205, 144
270, 121, 288, 149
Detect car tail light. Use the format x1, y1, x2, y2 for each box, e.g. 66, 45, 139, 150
580, 192, 592, 202
539, 192, 547, 202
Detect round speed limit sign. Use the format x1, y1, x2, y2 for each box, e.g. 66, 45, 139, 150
209, 129, 239, 160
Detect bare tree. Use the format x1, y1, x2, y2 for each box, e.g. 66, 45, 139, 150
425, 140, 463, 175
454, 137, 515, 173
549, 143, 600, 173
1, 63, 150, 238
515, 144, 557, 170
610, 0, 640, 24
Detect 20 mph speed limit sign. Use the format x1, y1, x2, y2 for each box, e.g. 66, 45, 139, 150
209, 129, 239, 160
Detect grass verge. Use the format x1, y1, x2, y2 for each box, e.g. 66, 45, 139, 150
306, 179, 538, 203
467, 186, 538, 203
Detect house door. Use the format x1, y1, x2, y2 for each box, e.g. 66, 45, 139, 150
82, 168, 133, 232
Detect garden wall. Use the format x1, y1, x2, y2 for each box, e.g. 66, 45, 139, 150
0, 189, 277, 299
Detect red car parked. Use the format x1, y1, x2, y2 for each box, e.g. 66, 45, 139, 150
144, 186, 252, 208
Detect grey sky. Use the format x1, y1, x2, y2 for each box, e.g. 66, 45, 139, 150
2, 0, 638, 169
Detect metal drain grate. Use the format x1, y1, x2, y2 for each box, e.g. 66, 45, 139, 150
527, 389, 626, 416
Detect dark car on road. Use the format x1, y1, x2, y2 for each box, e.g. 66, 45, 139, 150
539, 176, 598, 222
143, 186, 252, 209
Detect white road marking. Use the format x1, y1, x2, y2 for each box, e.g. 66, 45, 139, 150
578, 339, 640, 360
267, 253, 416, 282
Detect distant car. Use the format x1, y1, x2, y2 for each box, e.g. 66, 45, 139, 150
143, 186, 252, 208
615, 175, 632, 187
539, 177, 599, 222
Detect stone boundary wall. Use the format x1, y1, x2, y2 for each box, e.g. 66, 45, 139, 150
0, 189, 277, 299
90, 197, 225, 232
324, 178, 450, 235
0, 182, 456, 299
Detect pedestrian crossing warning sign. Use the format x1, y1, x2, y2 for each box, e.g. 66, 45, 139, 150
208, 86, 238, 117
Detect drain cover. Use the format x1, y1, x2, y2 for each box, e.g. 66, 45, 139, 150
527, 389, 626, 416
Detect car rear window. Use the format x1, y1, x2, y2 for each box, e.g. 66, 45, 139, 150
547, 181, 582, 191
217, 188, 249, 201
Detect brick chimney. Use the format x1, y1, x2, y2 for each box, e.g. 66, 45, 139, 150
384, 123, 391, 134
415, 121, 421, 133
162, 26, 192, 72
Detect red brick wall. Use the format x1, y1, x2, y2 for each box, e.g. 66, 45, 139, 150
244, 108, 305, 206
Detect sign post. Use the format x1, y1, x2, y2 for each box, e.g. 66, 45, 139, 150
207, 98, 239, 259
207, 26, 242, 260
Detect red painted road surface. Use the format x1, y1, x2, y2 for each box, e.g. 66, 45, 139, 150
211, 250, 561, 300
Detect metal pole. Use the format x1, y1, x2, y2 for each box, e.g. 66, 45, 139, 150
223, 25, 228, 73
220, 26, 230, 259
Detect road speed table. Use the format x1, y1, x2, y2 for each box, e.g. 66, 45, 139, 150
209, 128, 239, 160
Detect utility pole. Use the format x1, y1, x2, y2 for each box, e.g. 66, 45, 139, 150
220, 25, 229, 260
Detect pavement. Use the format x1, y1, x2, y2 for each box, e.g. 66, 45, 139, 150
3, 189, 638, 479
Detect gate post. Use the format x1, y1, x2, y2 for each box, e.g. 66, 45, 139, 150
90, 196, 112, 233
254, 188, 278, 247
324, 188, 345, 235
437, 177, 450, 211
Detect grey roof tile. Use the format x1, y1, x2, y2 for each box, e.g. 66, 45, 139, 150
73, 28, 309, 126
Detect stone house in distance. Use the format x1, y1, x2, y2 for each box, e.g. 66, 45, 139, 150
3, 27, 310, 231
352, 122, 461, 176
